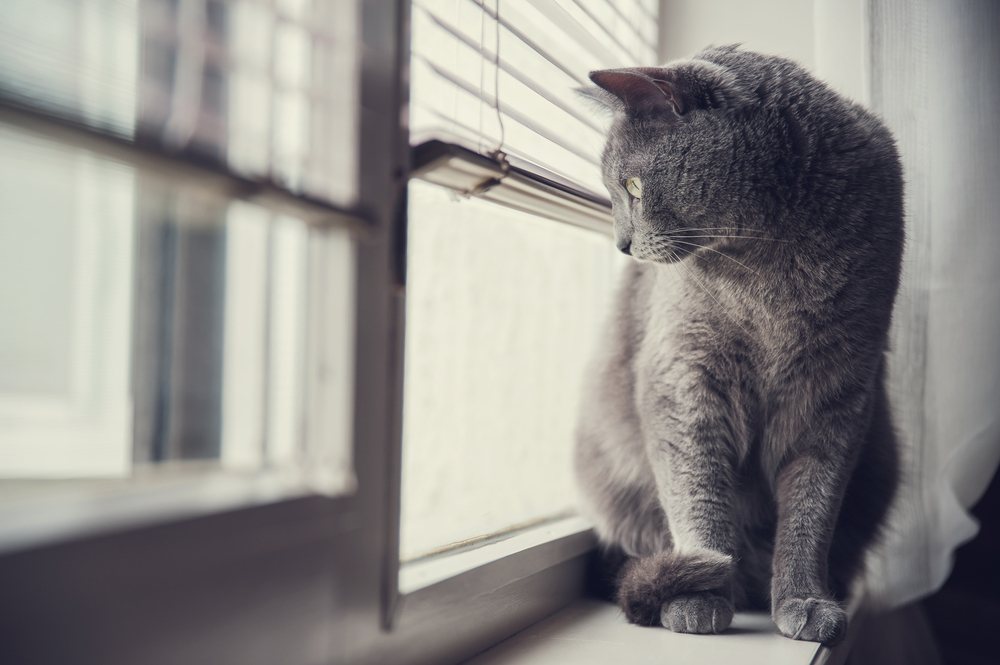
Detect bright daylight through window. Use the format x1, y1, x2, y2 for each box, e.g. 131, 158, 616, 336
401, 0, 657, 564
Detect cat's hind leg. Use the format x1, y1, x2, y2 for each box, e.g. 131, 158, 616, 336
827, 382, 899, 599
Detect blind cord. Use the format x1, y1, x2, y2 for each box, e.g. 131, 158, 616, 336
477, 1, 485, 155
489, 0, 506, 159
478, 0, 506, 163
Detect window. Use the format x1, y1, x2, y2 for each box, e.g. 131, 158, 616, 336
400, 178, 617, 563
387, 0, 655, 657
0, 0, 361, 543
400, 0, 656, 563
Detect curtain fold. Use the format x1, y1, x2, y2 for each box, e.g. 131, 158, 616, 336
867, 0, 1000, 610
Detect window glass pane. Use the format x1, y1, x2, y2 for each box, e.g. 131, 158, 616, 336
400, 179, 621, 561
0, 0, 360, 511
0, 126, 135, 478
0, 127, 357, 497
142, 0, 362, 205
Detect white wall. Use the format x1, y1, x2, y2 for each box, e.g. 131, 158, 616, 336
658, 0, 868, 103
658, 0, 816, 69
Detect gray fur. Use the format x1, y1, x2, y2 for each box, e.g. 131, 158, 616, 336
574, 45, 903, 646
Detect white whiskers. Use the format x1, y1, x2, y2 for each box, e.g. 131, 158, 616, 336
670, 239, 763, 277
648, 238, 753, 338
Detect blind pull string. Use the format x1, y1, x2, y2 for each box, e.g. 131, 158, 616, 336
477, 0, 486, 156
487, 0, 506, 163
469, 0, 506, 197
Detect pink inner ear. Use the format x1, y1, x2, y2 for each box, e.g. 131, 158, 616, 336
652, 80, 683, 115
589, 69, 682, 117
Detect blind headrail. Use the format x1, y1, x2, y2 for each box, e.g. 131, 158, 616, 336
411, 140, 613, 236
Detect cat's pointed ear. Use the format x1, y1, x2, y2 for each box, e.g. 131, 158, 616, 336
589, 62, 753, 119
588, 69, 682, 117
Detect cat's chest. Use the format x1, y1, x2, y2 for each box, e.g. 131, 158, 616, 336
634, 263, 815, 376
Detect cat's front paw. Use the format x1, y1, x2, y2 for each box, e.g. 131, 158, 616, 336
773, 597, 847, 645
660, 592, 734, 634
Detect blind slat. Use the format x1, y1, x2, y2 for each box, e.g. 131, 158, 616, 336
415, 5, 605, 134
0, 0, 361, 208
568, 0, 650, 63
414, 55, 602, 167
526, 0, 628, 69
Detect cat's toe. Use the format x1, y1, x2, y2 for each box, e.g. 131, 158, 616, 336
660, 592, 734, 634
773, 597, 847, 646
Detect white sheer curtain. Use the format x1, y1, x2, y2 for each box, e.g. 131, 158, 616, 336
865, 0, 1000, 610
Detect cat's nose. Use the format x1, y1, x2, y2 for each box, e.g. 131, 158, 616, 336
616, 237, 632, 255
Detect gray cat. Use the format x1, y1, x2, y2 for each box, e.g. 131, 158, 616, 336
575, 45, 903, 646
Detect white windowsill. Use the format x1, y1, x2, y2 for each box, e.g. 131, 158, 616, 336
464, 595, 863, 665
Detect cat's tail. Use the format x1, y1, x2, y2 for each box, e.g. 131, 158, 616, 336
615, 549, 735, 626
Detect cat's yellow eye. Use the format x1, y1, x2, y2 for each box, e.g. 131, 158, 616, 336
625, 177, 643, 199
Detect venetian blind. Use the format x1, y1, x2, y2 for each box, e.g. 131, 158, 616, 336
409, 0, 658, 199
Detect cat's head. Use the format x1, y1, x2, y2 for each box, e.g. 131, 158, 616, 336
581, 47, 789, 263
